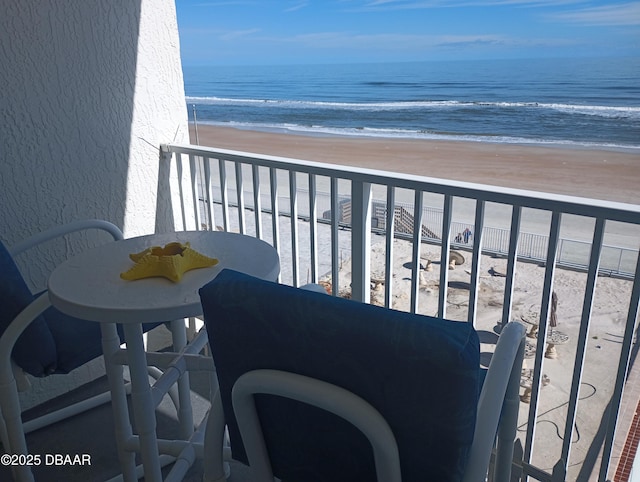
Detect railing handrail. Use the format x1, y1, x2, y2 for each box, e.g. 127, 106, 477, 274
162, 143, 640, 223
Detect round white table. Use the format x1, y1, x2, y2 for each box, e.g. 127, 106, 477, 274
48, 230, 280, 324
48, 230, 280, 482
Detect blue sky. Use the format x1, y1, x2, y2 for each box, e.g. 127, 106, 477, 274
176, 0, 640, 65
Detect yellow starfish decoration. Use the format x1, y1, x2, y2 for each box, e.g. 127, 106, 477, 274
120, 242, 219, 283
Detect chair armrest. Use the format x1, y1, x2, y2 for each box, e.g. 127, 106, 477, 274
463, 321, 526, 482
233, 369, 402, 482
8, 219, 123, 257
0, 293, 52, 383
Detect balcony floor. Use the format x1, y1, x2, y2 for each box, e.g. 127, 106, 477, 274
0, 334, 252, 482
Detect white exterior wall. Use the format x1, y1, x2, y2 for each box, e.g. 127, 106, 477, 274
0, 0, 188, 407
127, 0, 190, 237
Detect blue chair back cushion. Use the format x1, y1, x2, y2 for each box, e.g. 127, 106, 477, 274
0, 241, 57, 376
46, 309, 162, 375
200, 269, 480, 482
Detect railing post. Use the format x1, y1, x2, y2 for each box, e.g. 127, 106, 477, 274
351, 180, 372, 303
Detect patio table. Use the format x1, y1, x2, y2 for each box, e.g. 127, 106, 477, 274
48, 230, 280, 481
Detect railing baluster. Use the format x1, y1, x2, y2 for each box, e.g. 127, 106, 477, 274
218, 158, 229, 232
617, 248, 624, 276
175, 153, 187, 230
252, 165, 262, 239
438, 195, 453, 319
235, 162, 246, 234
308, 174, 318, 284
269, 167, 280, 282
524, 211, 562, 469
467, 200, 486, 326
501, 206, 522, 328
561, 218, 606, 471
189, 154, 201, 230
384, 187, 396, 309
289, 171, 299, 287
330, 177, 339, 297
202, 157, 215, 231
410, 190, 424, 314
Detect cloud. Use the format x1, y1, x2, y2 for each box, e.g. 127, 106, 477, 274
357, 0, 584, 9
278, 31, 513, 51
549, 2, 640, 26
266, 30, 588, 56
435, 35, 508, 48
219, 28, 261, 41
285, 1, 310, 12
193, 1, 257, 6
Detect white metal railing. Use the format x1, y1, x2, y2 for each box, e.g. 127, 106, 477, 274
161, 143, 640, 481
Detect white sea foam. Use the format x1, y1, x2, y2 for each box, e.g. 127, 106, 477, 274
186, 96, 640, 118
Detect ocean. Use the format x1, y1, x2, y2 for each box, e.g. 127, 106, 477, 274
183, 57, 640, 150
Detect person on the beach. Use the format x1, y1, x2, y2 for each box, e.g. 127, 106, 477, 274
463, 227, 472, 243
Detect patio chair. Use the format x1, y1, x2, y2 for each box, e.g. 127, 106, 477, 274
199, 268, 526, 482
0, 219, 163, 482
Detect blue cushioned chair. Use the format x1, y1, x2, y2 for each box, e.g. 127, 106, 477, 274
199, 269, 526, 482
0, 220, 163, 482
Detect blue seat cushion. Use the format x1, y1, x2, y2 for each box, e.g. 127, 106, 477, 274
43, 305, 104, 374
46, 306, 164, 375
200, 269, 481, 482
0, 241, 57, 377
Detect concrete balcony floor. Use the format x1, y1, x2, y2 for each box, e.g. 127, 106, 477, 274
0, 328, 252, 482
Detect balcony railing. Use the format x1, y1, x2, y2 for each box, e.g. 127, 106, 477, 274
161, 143, 640, 481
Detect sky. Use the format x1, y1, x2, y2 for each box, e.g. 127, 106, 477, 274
175, 0, 640, 66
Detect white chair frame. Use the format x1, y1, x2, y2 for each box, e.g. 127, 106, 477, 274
0, 220, 125, 482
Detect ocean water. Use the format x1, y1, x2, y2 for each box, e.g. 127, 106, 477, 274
183, 57, 640, 149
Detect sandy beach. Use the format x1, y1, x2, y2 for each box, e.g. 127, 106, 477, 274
190, 125, 640, 205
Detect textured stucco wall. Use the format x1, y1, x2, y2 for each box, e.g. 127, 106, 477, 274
1, 0, 188, 266
0, 0, 188, 407
126, 0, 189, 237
